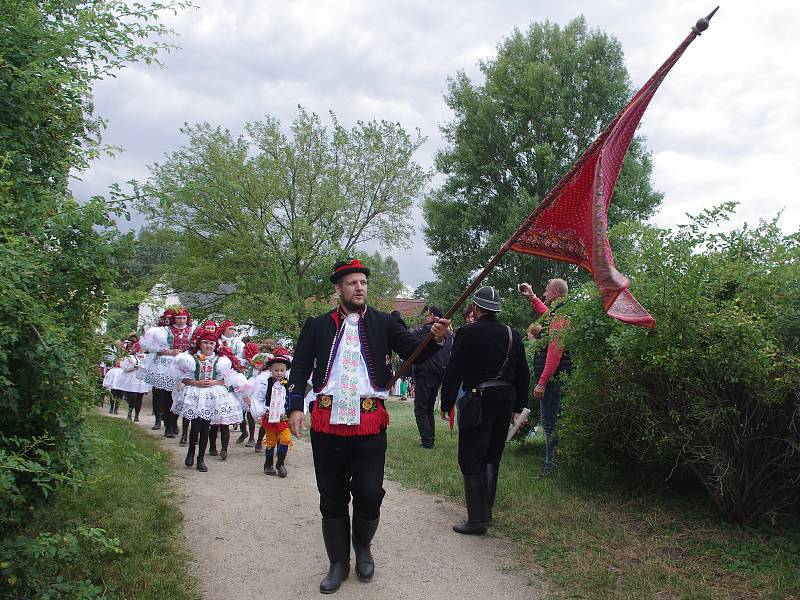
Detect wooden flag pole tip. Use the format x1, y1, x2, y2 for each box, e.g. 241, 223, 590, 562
693, 6, 719, 34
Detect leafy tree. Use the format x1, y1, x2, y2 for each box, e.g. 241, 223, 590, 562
561, 205, 800, 523
134, 109, 428, 335
0, 1, 187, 596
423, 16, 662, 328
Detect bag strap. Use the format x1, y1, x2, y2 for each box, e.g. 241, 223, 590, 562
494, 326, 513, 380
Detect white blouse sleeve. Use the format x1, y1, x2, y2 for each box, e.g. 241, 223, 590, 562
120, 356, 137, 372
248, 376, 269, 420
140, 326, 169, 353
173, 352, 196, 378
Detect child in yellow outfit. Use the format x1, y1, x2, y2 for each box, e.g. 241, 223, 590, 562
245, 349, 292, 477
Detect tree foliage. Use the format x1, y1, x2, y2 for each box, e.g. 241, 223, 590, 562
561, 205, 800, 523
0, 1, 186, 595
134, 109, 427, 336
423, 16, 662, 328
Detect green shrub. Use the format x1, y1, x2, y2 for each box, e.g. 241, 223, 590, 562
561, 205, 800, 523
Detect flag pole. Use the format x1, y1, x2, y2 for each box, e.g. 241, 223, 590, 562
388, 7, 718, 387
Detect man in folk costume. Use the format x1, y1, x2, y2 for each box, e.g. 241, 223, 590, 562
287, 259, 450, 594
139, 306, 194, 436
245, 348, 292, 476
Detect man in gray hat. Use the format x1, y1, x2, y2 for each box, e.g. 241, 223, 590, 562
440, 286, 530, 535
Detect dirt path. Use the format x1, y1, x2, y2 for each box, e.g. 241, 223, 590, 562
107, 400, 544, 599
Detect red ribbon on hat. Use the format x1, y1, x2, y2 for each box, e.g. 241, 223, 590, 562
333, 258, 365, 275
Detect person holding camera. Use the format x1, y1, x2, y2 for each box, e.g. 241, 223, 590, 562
440, 286, 529, 535
411, 305, 453, 449
518, 279, 572, 475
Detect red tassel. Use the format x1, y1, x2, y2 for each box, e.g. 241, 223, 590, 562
310, 405, 389, 436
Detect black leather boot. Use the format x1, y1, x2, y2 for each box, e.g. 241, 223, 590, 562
275, 453, 287, 478
196, 457, 208, 472
352, 515, 379, 582
485, 463, 499, 522
263, 450, 276, 476
319, 517, 350, 594
184, 445, 195, 467
151, 416, 162, 431
453, 474, 487, 535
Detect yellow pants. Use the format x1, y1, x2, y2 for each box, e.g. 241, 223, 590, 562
265, 427, 292, 449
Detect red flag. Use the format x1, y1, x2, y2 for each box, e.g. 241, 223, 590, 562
508, 15, 716, 329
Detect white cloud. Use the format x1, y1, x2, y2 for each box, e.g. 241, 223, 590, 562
74, 0, 800, 289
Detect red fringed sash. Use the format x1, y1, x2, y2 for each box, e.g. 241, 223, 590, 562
310, 404, 390, 436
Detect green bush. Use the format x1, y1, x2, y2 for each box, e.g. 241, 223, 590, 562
0, 1, 187, 591
561, 205, 800, 523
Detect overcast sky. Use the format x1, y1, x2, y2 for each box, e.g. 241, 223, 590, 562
71, 0, 800, 289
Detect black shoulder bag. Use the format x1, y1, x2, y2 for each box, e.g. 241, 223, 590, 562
456, 326, 513, 430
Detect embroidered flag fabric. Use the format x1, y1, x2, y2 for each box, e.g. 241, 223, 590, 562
509, 29, 705, 329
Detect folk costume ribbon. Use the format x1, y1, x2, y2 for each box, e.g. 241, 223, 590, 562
330, 313, 362, 425
268, 381, 286, 424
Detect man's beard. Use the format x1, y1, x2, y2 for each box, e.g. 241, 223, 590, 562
340, 296, 366, 313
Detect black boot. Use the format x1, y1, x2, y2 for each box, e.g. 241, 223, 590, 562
164, 413, 175, 438
179, 431, 188, 446
196, 457, 208, 472
276, 445, 288, 478
352, 515, 378, 582
185, 444, 195, 467
320, 517, 350, 594
263, 449, 276, 476
453, 474, 487, 535
151, 416, 162, 431
485, 463, 499, 522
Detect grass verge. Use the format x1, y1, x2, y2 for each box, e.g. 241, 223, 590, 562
384, 399, 800, 599
19, 413, 200, 600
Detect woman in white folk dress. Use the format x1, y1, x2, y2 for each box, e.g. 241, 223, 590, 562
172, 331, 246, 472
117, 335, 151, 422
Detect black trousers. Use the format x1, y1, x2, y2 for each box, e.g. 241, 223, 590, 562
310, 429, 387, 521
458, 398, 514, 477
209, 424, 230, 451
189, 418, 210, 458
239, 411, 255, 439
125, 392, 143, 418
413, 375, 442, 446
151, 388, 172, 419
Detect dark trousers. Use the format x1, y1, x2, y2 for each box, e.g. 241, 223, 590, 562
310, 429, 387, 520
189, 418, 210, 458
151, 388, 172, 419
458, 399, 514, 477
240, 411, 255, 439
125, 392, 143, 418
539, 381, 562, 467
413, 375, 442, 447
209, 424, 230, 451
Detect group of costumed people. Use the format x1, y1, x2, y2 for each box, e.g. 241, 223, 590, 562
104, 306, 297, 475
102, 258, 556, 596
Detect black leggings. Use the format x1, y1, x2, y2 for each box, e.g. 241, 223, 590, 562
189, 418, 210, 458
239, 412, 256, 439
125, 392, 143, 418
209, 424, 230, 451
